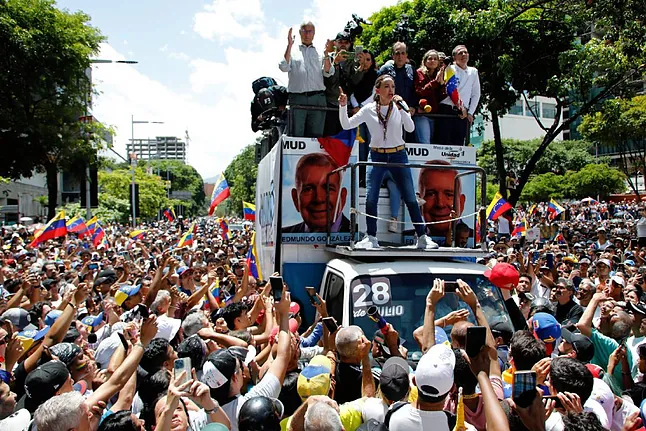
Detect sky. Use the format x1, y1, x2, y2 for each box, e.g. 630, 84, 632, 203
55, 0, 400, 181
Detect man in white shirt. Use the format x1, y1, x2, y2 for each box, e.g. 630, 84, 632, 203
279, 21, 334, 138
436, 45, 481, 146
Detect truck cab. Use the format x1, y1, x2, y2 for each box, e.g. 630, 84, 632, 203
320, 258, 511, 359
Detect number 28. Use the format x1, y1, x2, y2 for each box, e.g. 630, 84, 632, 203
353, 282, 390, 307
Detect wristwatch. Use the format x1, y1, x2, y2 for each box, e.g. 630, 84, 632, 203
204, 401, 219, 414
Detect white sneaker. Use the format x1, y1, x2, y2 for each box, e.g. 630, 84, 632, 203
355, 235, 379, 249
388, 217, 398, 233
416, 234, 439, 249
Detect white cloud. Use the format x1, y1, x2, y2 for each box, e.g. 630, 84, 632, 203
193, 0, 265, 42
168, 51, 190, 62
159, 44, 168, 52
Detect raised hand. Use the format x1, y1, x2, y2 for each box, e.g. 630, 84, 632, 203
287, 28, 294, 46
338, 87, 348, 107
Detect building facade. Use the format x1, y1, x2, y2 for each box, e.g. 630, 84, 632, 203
126, 136, 187, 162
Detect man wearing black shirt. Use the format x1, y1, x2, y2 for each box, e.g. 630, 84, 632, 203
554, 278, 583, 328
333, 326, 371, 404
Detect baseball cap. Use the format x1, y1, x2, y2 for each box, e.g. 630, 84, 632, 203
114, 284, 142, 306
611, 275, 625, 287
484, 263, 519, 290
155, 315, 181, 341
379, 356, 411, 402
560, 328, 594, 363
597, 258, 612, 268
289, 302, 300, 316
1, 308, 32, 331
16, 326, 51, 351
81, 312, 104, 331
45, 310, 63, 327
335, 31, 351, 41
42, 278, 58, 289
373, 329, 405, 356
531, 312, 561, 344
627, 301, 646, 316
229, 345, 257, 366
176, 266, 193, 277
49, 342, 82, 368
579, 258, 591, 265
269, 318, 299, 344
0, 408, 31, 431
518, 292, 536, 302
20, 360, 70, 412
297, 355, 332, 401
415, 344, 455, 398
95, 269, 117, 285
624, 260, 636, 267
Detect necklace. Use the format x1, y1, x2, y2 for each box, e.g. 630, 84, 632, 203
376, 101, 393, 141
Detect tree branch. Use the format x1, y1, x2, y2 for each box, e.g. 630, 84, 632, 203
522, 92, 549, 131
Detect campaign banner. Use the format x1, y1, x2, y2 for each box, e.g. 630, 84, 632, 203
255, 142, 280, 278
402, 144, 477, 246
281, 136, 358, 245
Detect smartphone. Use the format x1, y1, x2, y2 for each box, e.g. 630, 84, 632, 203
532, 251, 540, 263
132, 304, 150, 320
444, 281, 459, 293
270, 276, 284, 302
174, 358, 192, 386
322, 317, 339, 333
305, 286, 321, 305
546, 253, 554, 269
88, 263, 99, 270
465, 326, 487, 358
543, 395, 564, 410
513, 370, 537, 408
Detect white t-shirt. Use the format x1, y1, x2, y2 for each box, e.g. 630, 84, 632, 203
388, 404, 476, 431
638, 217, 646, 238
497, 218, 510, 235
626, 335, 645, 379
221, 373, 281, 431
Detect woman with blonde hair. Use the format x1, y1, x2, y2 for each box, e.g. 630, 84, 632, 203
414, 49, 445, 144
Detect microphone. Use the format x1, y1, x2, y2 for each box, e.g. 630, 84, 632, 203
395, 99, 409, 112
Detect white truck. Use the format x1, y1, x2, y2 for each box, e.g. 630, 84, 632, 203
254, 134, 513, 357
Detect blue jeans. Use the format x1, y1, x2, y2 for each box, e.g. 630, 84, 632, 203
366, 149, 425, 237
383, 172, 401, 218
414, 116, 434, 144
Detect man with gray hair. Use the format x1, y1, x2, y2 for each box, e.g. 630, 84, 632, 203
304, 400, 343, 431
279, 21, 335, 137
33, 391, 90, 431
182, 311, 208, 338
333, 325, 371, 404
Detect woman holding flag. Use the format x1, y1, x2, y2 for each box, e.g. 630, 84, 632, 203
339, 75, 438, 249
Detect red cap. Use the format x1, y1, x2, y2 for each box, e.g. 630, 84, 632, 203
289, 302, 300, 315
483, 263, 519, 290
269, 318, 300, 344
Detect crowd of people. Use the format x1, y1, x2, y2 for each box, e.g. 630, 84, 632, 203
277, 21, 480, 146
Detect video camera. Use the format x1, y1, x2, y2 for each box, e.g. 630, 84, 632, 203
343, 14, 371, 41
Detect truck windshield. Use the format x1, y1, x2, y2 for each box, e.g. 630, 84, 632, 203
349, 273, 511, 361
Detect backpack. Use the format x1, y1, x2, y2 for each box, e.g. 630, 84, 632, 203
252, 77, 277, 95
374, 401, 457, 430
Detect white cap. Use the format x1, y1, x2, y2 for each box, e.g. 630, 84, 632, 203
0, 408, 31, 431
584, 378, 613, 428
415, 344, 455, 397
611, 275, 625, 287
155, 315, 181, 341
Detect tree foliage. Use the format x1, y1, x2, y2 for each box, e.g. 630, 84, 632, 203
0, 0, 106, 218
579, 95, 646, 198
520, 164, 625, 202
223, 144, 257, 215
360, 0, 646, 203
98, 168, 169, 220
146, 160, 205, 215
478, 139, 599, 180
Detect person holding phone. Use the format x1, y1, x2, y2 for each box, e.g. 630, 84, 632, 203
339, 74, 437, 249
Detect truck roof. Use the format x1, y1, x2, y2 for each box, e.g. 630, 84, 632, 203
326, 258, 487, 280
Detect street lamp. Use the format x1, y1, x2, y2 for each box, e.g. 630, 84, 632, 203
130, 116, 164, 226
82, 59, 138, 220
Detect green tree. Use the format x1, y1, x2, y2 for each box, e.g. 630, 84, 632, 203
579, 95, 646, 198
360, 0, 646, 204
520, 173, 565, 203
0, 0, 105, 218
223, 144, 257, 215
98, 168, 169, 220
563, 164, 626, 199
146, 160, 205, 215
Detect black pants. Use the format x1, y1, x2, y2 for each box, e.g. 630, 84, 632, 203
323, 102, 342, 137
436, 105, 469, 146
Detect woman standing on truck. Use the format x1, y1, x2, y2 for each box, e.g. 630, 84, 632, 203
338, 75, 438, 249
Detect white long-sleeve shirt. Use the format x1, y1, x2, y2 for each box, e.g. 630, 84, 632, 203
440, 64, 481, 115
339, 102, 414, 149
278, 44, 334, 93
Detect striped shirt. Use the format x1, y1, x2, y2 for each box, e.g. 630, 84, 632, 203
279, 44, 334, 93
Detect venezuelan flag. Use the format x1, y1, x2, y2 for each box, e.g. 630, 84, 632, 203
66, 215, 89, 238
86, 216, 99, 236
208, 173, 230, 216
512, 218, 527, 237
219, 218, 231, 240
317, 128, 357, 167
177, 224, 195, 248
29, 211, 67, 247
243, 201, 256, 222
486, 192, 513, 221
246, 231, 263, 280
129, 229, 146, 240
444, 65, 463, 110
91, 223, 105, 247
163, 207, 176, 222
548, 198, 565, 219
528, 204, 537, 216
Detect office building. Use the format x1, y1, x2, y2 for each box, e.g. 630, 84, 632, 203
127, 136, 187, 162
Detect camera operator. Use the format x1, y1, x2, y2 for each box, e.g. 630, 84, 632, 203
279, 21, 334, 138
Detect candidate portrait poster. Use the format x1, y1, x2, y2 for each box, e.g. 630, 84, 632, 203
281, 136, 358, 245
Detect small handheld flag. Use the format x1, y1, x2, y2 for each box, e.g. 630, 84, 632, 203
86, 216, 99, 236
246, 231, 263, 280
486, 192, 513, 221
444, 65, 464, 110
243, 202, 256, 222
512, 218, 527, 237
129, 229, 146, 240
177, 224, 195, 248
66, 215, 89, 238
218, 218, 231, 240
29, 211, 67, 247
209, 173, 231, 216
163, 207, 176, 222
548, 198, 565, 219
91, 222, 105, 247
